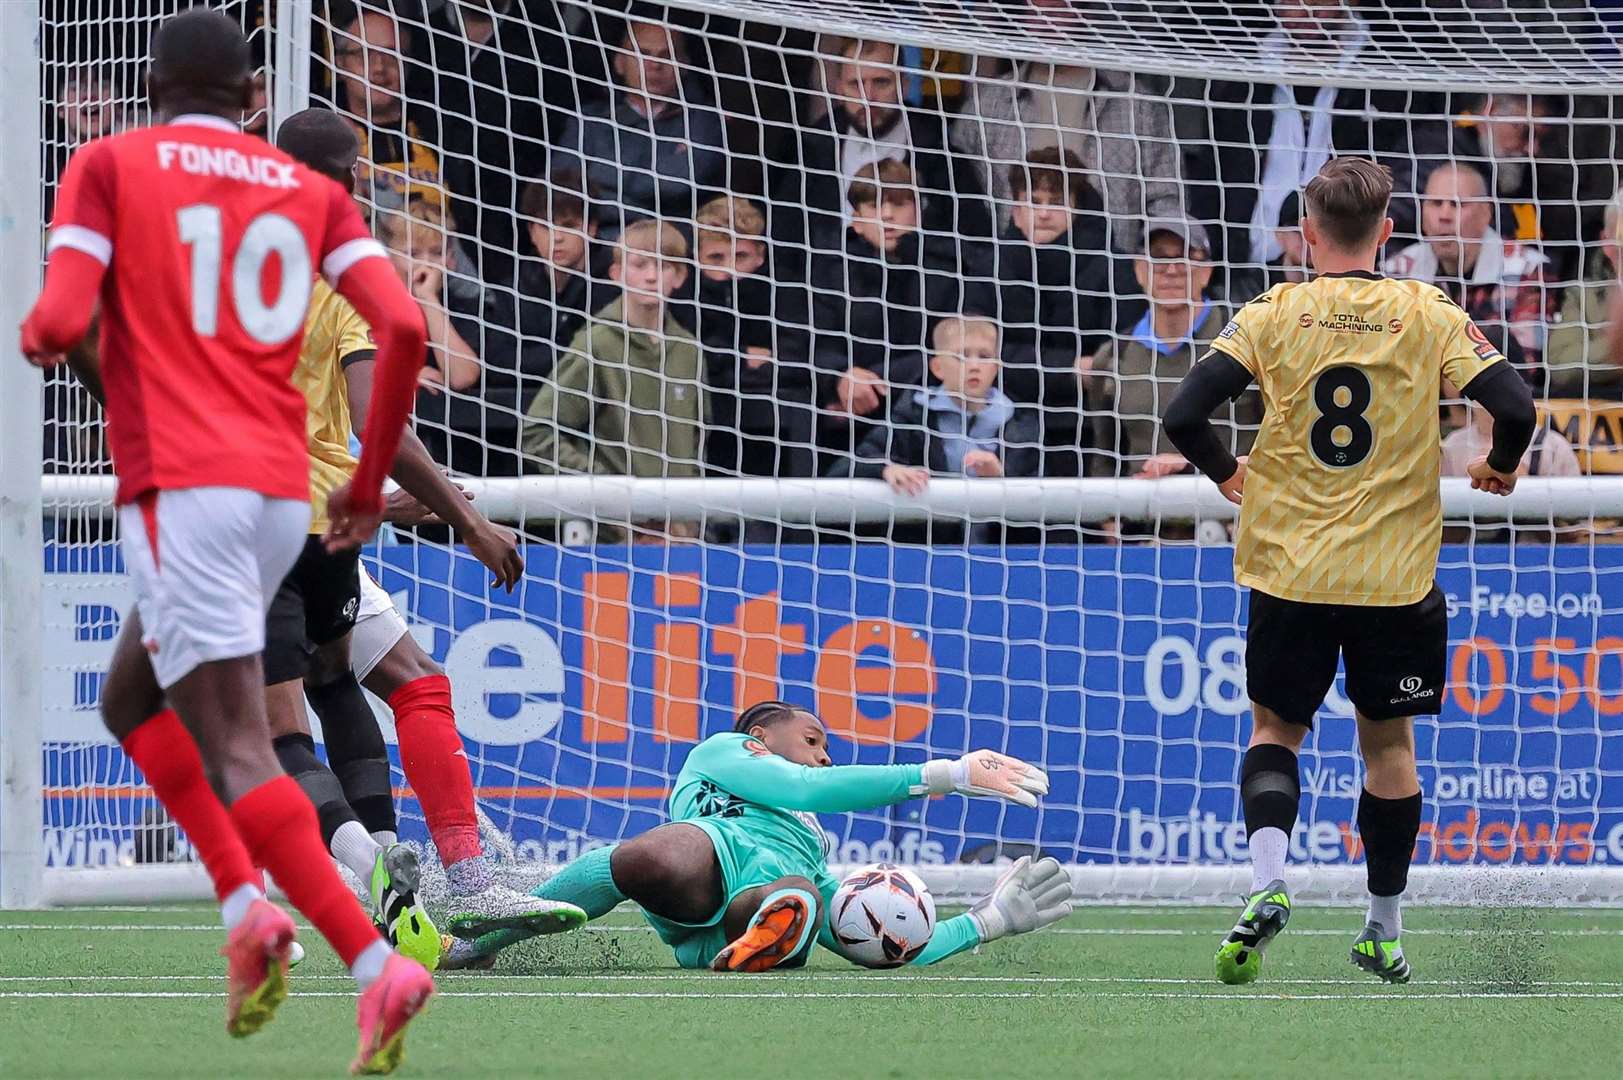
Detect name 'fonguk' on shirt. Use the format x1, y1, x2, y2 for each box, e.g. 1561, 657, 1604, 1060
155, 141, 300, 188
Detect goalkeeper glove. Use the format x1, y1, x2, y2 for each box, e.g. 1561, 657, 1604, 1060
967, 856, 1074, 943
919, 750, 1049, 808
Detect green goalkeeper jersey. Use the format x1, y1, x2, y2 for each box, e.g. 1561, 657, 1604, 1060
667, 733, 983, 966
668, 732, 926, 876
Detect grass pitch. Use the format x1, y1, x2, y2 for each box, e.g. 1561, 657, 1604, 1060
2, 904, 1620, 1079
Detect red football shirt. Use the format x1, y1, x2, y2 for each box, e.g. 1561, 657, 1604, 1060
48, 114, 385, 506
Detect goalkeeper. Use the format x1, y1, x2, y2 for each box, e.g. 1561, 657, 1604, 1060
443, 701, 1073, 971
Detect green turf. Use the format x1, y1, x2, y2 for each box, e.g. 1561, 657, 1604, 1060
3, 904, 1621, 1078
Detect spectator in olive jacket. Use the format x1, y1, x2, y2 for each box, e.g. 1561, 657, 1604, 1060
521, 220, 706, 480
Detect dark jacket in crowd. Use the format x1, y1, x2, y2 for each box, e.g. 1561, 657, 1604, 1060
769, 106, 994, 270
831, 386, 1042, 480
515, 247, 620, 382
409, 0, 598, 285
557, 79, 731, 235
688, 267, 817, 477
1431, 117, 1588, 283
415, 274, 551, 477
809, 227, 994, 404
1195, 81, 1447, 267
992, 207, 1142, 473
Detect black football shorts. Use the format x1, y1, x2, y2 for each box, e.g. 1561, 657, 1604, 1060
263, 536, 361, 685
1245, 585, 1447, 727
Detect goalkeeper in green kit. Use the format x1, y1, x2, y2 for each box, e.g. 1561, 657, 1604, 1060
442, 702, 1074, 971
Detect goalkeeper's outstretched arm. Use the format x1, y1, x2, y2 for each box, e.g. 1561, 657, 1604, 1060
684, 733, 1051, 815
817, 857, 1075, 967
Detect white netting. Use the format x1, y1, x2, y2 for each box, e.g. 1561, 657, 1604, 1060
25, 0, 1623, 906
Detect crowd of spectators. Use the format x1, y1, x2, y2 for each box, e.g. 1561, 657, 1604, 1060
41, 0, 1623, 542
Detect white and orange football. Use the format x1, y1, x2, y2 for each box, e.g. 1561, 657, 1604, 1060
830, 863, 937, 968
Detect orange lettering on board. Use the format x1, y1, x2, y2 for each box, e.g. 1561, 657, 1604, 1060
1438, 811, 1479, 862
1567, 822, 1594, 863
581, 572, 630, 743
1477, 820, 1516, 863
652, 574, 704, 742
712, 593, 806, 713
1450, 638, 1507, 716
1512, 821, 1551, 864
815, 620, 936, 745
1587, 638, 1623, 717
654, 622, 703, 743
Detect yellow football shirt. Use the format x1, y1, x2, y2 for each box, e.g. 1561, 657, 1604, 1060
1208, 272, 1504, 606
295, 279, 375, 533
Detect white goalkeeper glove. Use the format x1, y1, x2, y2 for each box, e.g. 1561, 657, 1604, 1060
966, 856, 1075, 943
919, 749, 1049, 808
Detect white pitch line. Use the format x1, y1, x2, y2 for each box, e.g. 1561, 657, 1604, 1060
1051, 926, 1623, 937
3, 989, 1622, 1002
5, 974, 1623, 989
11, 923, 1623, 938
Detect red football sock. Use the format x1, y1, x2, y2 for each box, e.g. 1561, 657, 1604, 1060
120, 709, 257, 903
229, 776, 382, 967
389, 675, 482, 866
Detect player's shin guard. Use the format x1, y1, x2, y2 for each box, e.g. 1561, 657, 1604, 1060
310, 674, 398, 840
121, 709, 258, 909
1357, 788, 1422, 930
389, 675, 482, 869
1240, 743, 1300, 890
273, 732, 380, 878
229, 776, 384, 972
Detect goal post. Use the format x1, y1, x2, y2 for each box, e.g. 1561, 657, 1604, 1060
14, 0, 1623, 912
0, 0, 45, 911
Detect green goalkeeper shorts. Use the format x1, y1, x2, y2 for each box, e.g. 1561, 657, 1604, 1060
643, 817, 830, 970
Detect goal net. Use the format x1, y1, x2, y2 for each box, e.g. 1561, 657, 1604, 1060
12, 0, 1623, 909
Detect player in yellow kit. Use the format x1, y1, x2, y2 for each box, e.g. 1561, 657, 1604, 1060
264, 110, 582, 970
1165, 158, 1535, 986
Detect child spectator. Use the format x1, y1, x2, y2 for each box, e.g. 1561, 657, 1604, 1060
995, 147, 1135, 476
831, 316, 1038, 488
521, 219, 706, 487
517, 170, 616, 381
1083, 220, 1261, 479
690, 195, 816, 478
811, 158, 991, 463
378, 199, 542, 475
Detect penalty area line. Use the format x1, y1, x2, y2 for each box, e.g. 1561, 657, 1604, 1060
3, 989, 1623, 1002
5, 974, 1623, 991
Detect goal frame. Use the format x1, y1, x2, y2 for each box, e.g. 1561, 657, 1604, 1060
9, 0, 1623, 911
0, 0, 44, 910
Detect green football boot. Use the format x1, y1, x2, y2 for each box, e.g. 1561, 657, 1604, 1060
370, 843, 442, 972
1350, 921, 1411, 984
1215, 878, 1292, 985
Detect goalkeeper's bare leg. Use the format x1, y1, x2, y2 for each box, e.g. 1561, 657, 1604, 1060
442, 823, 820, 972
1216, 704, 1305, 985
1349, 712, 1420, 984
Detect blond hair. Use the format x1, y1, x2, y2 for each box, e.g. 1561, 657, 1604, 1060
616, 218, 689, 263
932, 315, 1000, 356
375, 198, 448, 258
694, 195, 766, 243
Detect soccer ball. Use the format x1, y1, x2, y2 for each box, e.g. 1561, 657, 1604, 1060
830, 863, 937, 968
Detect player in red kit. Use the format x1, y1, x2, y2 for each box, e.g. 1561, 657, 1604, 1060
19, 11, 430, 1075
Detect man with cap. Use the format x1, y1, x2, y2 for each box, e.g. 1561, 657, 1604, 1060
1080, 219, 1263, 486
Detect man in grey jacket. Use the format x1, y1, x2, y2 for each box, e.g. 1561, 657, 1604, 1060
949, 1, 1183, 250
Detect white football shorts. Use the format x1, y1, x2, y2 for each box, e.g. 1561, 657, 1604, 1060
118, 486, 309, 689
350, 563, 410, 681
